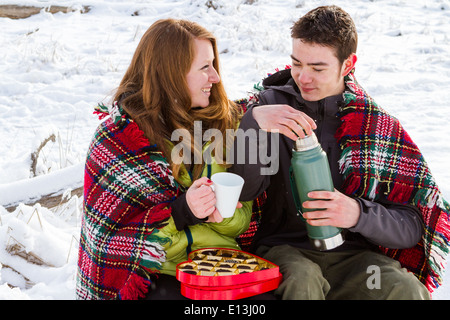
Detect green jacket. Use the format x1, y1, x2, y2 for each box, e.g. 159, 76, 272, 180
156, 144, 252, 276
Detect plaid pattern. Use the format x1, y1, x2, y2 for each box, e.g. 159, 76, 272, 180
336, 71, 450, 292
234, 97, 265, 252
76, 114, 179, 300
237, 192, 266, 252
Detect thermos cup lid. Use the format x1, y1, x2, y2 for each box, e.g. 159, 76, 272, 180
294, 133, 319, 151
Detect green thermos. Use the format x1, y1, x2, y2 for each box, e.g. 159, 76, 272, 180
290, 133, 344, 251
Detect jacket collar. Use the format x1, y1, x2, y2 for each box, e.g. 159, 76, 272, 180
262, 69, 344, 117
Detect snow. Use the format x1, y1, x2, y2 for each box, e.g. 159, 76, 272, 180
1, 0, 449, 300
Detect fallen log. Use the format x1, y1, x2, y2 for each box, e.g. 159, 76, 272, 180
4, 185, 83, 213
0, 4, 90, 19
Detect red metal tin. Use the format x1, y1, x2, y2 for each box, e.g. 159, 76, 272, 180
180, 273, 282, 300
176, 248, 281, 300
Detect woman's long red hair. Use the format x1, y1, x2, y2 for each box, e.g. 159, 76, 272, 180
114, 19, 240, 182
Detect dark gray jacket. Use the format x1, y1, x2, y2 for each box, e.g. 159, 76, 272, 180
231, 69, 423, 251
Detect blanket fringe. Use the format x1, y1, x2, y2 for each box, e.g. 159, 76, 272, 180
118, 273, 152, 300
122, 120, 152, 151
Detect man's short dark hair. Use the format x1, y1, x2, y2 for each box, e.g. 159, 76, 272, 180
291, 5, 358, 64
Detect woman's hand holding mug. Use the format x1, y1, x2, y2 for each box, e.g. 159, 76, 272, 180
186, 174, 244, 223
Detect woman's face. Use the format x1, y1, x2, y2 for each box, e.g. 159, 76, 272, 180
186, 38, 220, 108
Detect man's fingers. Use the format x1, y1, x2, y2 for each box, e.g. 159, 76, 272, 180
303, 200, 331, 210
307, 190, 336, 199
278, 126, 301, 141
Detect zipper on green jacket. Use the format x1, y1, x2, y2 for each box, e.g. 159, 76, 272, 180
185, 164, 212, 255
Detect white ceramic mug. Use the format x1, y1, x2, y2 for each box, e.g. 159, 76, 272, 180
210, 172, 244, 218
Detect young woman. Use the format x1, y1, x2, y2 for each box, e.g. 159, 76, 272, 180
76, 19, 252, 300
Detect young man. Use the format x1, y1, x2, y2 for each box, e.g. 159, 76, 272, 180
231, 5, 449, 299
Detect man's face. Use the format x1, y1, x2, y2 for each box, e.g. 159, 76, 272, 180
290, 38, 352, 102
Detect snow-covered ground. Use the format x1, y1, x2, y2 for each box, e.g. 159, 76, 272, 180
1, 0, 449, 299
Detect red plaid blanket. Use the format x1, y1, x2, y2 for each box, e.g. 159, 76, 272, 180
336, 71, 450, 292
76, 109, 178, 300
